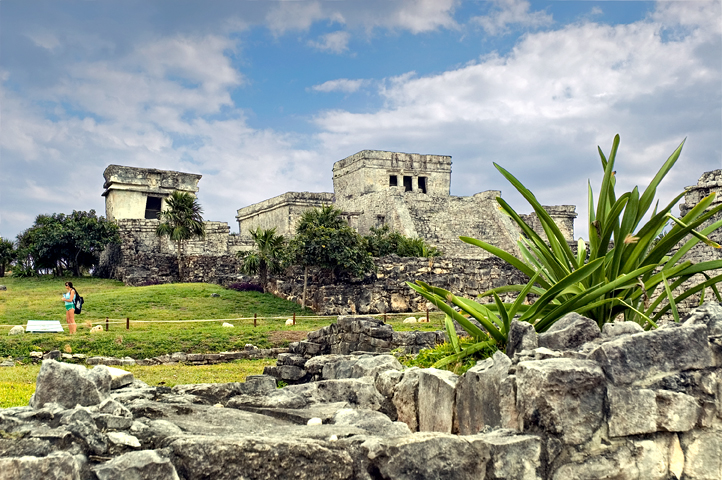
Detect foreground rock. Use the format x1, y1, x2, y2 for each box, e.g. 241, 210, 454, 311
2, 303, 722, 479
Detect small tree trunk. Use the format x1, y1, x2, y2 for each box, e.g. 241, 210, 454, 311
260, 260, 268, 293
0, 263, 5, 277
177, 240, 183, 282
302, 266, 308, 309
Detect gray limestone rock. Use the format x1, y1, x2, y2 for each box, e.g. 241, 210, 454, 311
466, 430, 542, 480
31, 361, 112, 410
167, 435, 355, 480
589, 324, 714, 385
8, 325, 24, 335
171, 382, 244, 404
360, 432, 489, 480
538, 312, 601, 351
607, 386, 657, 437
392, 368, 422, 432
683, 301, 722, 336
418, 368, 459, 433
106, 366, 134, 389
0, 452, 85, 480
93, 450, 179, 480
656, 390, 700, 432
506, 320, 538, 358
332, 408, 411, 437
602, 321, 644, 338
321, 354, 402, 380
515, 358, 606, 444
375, 369, 403, 399
680, 429, 722, 480
227, 389, 308, 410
456, 350, 512, 434
237, 374, 277, 395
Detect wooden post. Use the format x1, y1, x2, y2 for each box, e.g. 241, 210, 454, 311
105, 317, 109, 332
383, 313, 387, 323
254, 313, 257, 328
126, 317, 130, 330
426, 307, 429, 323
293, 312, 296, 325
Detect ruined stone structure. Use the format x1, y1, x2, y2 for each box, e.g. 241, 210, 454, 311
237, 150, 577, 258
102, 165, 201, 221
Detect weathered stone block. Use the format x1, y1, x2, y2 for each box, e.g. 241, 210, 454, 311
681, 429, 722, 479
0, 451, 85, 480
516, 358, 606, 444
392, 367, 421, 432
683, 302, 722, 336
418, 368, 459, 433
538, 312, 600, 351
656, 390, 700, 432
588, 324, 713, 385
507, 320, 538, 358
456, 351, 512, 435
607, 386, 657, 437
467, 430, 542, 480
31, 361, 111, 409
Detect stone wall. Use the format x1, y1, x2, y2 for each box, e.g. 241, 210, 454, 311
236, 192, 335, 238
265, 255, 529, 315
96, 219, 248, 285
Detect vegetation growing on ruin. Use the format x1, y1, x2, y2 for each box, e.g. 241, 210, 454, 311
155, 191, 206, 282
410, 135, 722, 368
363, 225, 442, 258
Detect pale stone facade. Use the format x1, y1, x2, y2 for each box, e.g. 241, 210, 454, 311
102, 165, 201, 221
237, 150, 577, 258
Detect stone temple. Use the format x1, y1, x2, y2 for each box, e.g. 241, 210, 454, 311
236, 150, 577, 258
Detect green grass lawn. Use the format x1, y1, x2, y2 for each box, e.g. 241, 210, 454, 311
0, 276, 444, 408
0, 276, 443, 359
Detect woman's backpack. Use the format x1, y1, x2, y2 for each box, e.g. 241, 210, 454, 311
73, 291, 84, 314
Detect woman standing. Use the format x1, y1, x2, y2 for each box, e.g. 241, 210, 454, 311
62, 282, 77, 334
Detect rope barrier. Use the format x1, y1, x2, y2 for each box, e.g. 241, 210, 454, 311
2, 310, 439, 330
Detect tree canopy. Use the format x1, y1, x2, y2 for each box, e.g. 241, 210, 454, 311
237, 227, 286, 293
289, 205, 374, 279
0, 237, 15, 277
155, 191, 205, 282
14, 210, 119, 277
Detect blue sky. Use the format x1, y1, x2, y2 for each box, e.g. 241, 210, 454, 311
1, 0, 720, 241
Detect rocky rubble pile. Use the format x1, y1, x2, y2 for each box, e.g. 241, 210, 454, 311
265, 316, 444, 384
2, 303, 722, 479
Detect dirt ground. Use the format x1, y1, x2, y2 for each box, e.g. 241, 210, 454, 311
269, 330, 309, 345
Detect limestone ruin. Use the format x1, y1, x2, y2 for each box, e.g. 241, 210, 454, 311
236, 150, 577, 258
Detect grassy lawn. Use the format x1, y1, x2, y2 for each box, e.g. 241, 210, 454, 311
0, 360, 276, 408
0, 276, 443, 359
0, 276, 444, 408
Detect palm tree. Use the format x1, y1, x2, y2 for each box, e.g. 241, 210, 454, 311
155, 191, 205, 282
237, 227, 286, 293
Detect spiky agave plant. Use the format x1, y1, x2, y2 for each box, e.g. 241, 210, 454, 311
409, 135, 722, 368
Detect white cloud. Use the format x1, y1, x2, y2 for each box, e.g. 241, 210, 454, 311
389, 0, 459, 33
308, 31, 351, 54
311, 78, 369, 93
313, 3, 721, 238
473, 0, 553, 36
266, 1, 331, 35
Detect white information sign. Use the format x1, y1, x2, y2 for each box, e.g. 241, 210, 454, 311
26, 320, 65, 333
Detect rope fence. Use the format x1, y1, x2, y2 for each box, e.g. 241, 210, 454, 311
1, 309, 440, 332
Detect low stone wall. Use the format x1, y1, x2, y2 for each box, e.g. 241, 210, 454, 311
265, 316, 446, 383
266, 255, 527, 315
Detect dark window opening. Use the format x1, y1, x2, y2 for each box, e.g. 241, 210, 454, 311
418, 177, 427, 194
389, 175, 398, 187
145, 196, 162, 219
376, 215, 385, 228
403, 176, 413, 192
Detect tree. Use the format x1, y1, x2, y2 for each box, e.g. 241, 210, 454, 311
13, 211, 119, 277
0, 237, 15, 277
155, 191, 206, 282
289, 205, 375, 307
364, 225, 442, 258
237, 227, 287, 293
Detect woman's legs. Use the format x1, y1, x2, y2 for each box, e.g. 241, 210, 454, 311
66, 308, 76, 334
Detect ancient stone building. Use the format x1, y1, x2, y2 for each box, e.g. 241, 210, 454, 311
102, 165, 201, 221
237, 150, 577, 258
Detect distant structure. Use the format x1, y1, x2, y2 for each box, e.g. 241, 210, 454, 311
236, 150, 577, 258
102, 165, 201, 222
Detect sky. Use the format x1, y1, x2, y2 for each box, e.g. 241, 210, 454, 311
1, 0, 720, 242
